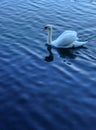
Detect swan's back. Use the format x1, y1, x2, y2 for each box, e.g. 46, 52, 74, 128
52, 30, 78, 47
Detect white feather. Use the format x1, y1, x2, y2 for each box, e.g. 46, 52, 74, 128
44, 25, 87, 48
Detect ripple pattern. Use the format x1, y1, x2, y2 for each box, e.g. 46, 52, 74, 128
0, 0, 96, 130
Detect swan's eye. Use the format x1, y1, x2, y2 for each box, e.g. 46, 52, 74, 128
44, 26, 48, 30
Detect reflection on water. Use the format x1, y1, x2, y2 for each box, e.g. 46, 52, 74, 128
44, 44, 53, 62
45, 44, 87, 63
57, 48, 77, 59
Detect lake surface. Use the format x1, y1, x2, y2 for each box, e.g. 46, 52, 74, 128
0, 0, 96, 129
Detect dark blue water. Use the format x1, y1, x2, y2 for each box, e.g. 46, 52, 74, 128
0, 0, 96, 129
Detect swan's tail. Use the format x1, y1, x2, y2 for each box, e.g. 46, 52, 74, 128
72, 40, 88, 47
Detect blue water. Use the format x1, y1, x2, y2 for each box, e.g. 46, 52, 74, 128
0, 0, 96, 130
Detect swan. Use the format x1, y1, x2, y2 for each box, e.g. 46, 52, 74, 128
44, 24, 87, 48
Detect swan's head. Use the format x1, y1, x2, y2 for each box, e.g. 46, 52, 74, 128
44, 24, 52, 30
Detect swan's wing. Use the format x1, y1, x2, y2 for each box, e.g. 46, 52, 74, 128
59, 30, 78, 40
54, 30, 78, 47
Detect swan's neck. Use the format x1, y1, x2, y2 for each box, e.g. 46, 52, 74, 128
47, 28, 52, 44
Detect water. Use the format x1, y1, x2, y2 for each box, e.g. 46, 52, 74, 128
0, 0, 96, 129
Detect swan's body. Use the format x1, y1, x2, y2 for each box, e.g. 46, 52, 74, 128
44, 24, 87, 48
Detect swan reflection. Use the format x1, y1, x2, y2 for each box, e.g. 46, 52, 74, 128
44, 44, 87, 63
57, 48, 76, 59
44, 44, 53, 62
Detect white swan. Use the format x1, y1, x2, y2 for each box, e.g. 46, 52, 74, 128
44, 24, 87, 48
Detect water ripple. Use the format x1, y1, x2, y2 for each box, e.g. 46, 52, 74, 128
0, 0, 96, 130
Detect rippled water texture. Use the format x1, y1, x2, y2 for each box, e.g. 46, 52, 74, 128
0, 0, 96, 130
